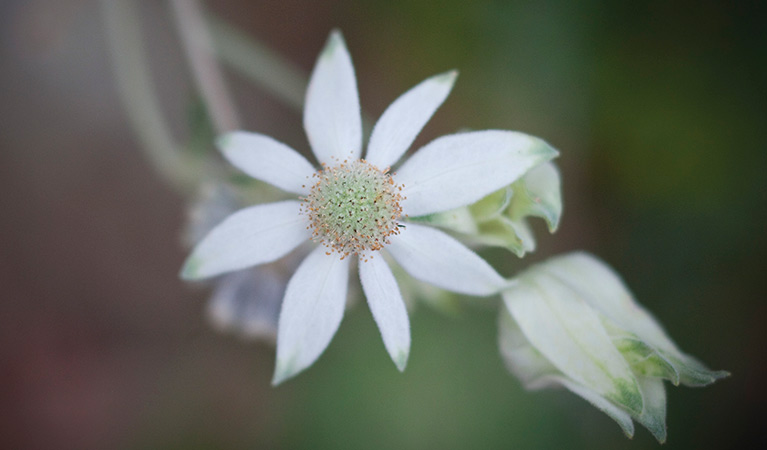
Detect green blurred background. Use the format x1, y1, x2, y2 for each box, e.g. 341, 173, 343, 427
1, 0, 764, 448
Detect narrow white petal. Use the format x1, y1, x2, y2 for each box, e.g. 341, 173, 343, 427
181, 201, 308, 279
273, 246, 350, 385
396, 130, 558, 217
365, 71, 457, 169
387, 223, 506, 296
502, 275, 643, 415
304, 30, 362, 165
359, 255, 411, 371
218, 132, 316, 195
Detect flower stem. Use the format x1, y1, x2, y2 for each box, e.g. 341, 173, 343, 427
206, 15, 307, 112
101, 0, 201, 192
169, 0, 241, 134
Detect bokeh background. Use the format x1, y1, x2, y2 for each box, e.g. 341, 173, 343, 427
1, 0, 765, 449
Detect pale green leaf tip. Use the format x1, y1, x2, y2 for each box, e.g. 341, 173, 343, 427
395, 349, 409, 372
215, 133, 234, 151
179, 256, 203, 280
322, 29, 345, 59
694, 369, 731, 386
618, 422, 635, 440
271, 358, 297, 386
542, 208, 562, 233
510, 246, 527, 258
434, 69, 459, 86
539, 141, 559, 161
647, 422, 668, 444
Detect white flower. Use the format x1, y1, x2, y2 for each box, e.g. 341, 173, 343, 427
499, 252, 728, 442
181, 30, 557, 384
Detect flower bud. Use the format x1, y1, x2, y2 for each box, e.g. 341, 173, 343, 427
499, 252, 728, 442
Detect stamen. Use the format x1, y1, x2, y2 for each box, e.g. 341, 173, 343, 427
300, 159, 404, 258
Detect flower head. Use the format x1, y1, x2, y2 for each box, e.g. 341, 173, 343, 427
182, 30, 557, 384
499, 252, 728, 442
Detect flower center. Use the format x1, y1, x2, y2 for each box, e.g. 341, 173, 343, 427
302, 159, 404, 259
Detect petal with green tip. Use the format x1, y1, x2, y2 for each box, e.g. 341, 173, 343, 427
304, 30, 362, 165
359, 255, 410, 372
273, 246, 350, 385
181, 201, 309, 280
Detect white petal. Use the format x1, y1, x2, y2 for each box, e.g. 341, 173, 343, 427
359, 255, 410, 371
498, 305, 558, 386
218, 132, 316, 195
502, 274, 644, 415
396, 130, 558, 217
541, 253, 670, 349
273, 246, 350, 385
387, 223, 505, 296
181, 201, 308, 279
498, 309, 636, 439
304, 30, 362, 165
365, 71, 457, 169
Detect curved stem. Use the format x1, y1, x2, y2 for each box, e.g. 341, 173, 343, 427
102, 0, 201, 192
170, 0, 241, 134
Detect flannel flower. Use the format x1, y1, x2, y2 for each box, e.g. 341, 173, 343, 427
181, 30, 557, 384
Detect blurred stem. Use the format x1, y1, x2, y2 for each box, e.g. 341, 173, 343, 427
206, 15, 307, 112
170, 0, 241, 133
102, 0, 201, 192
